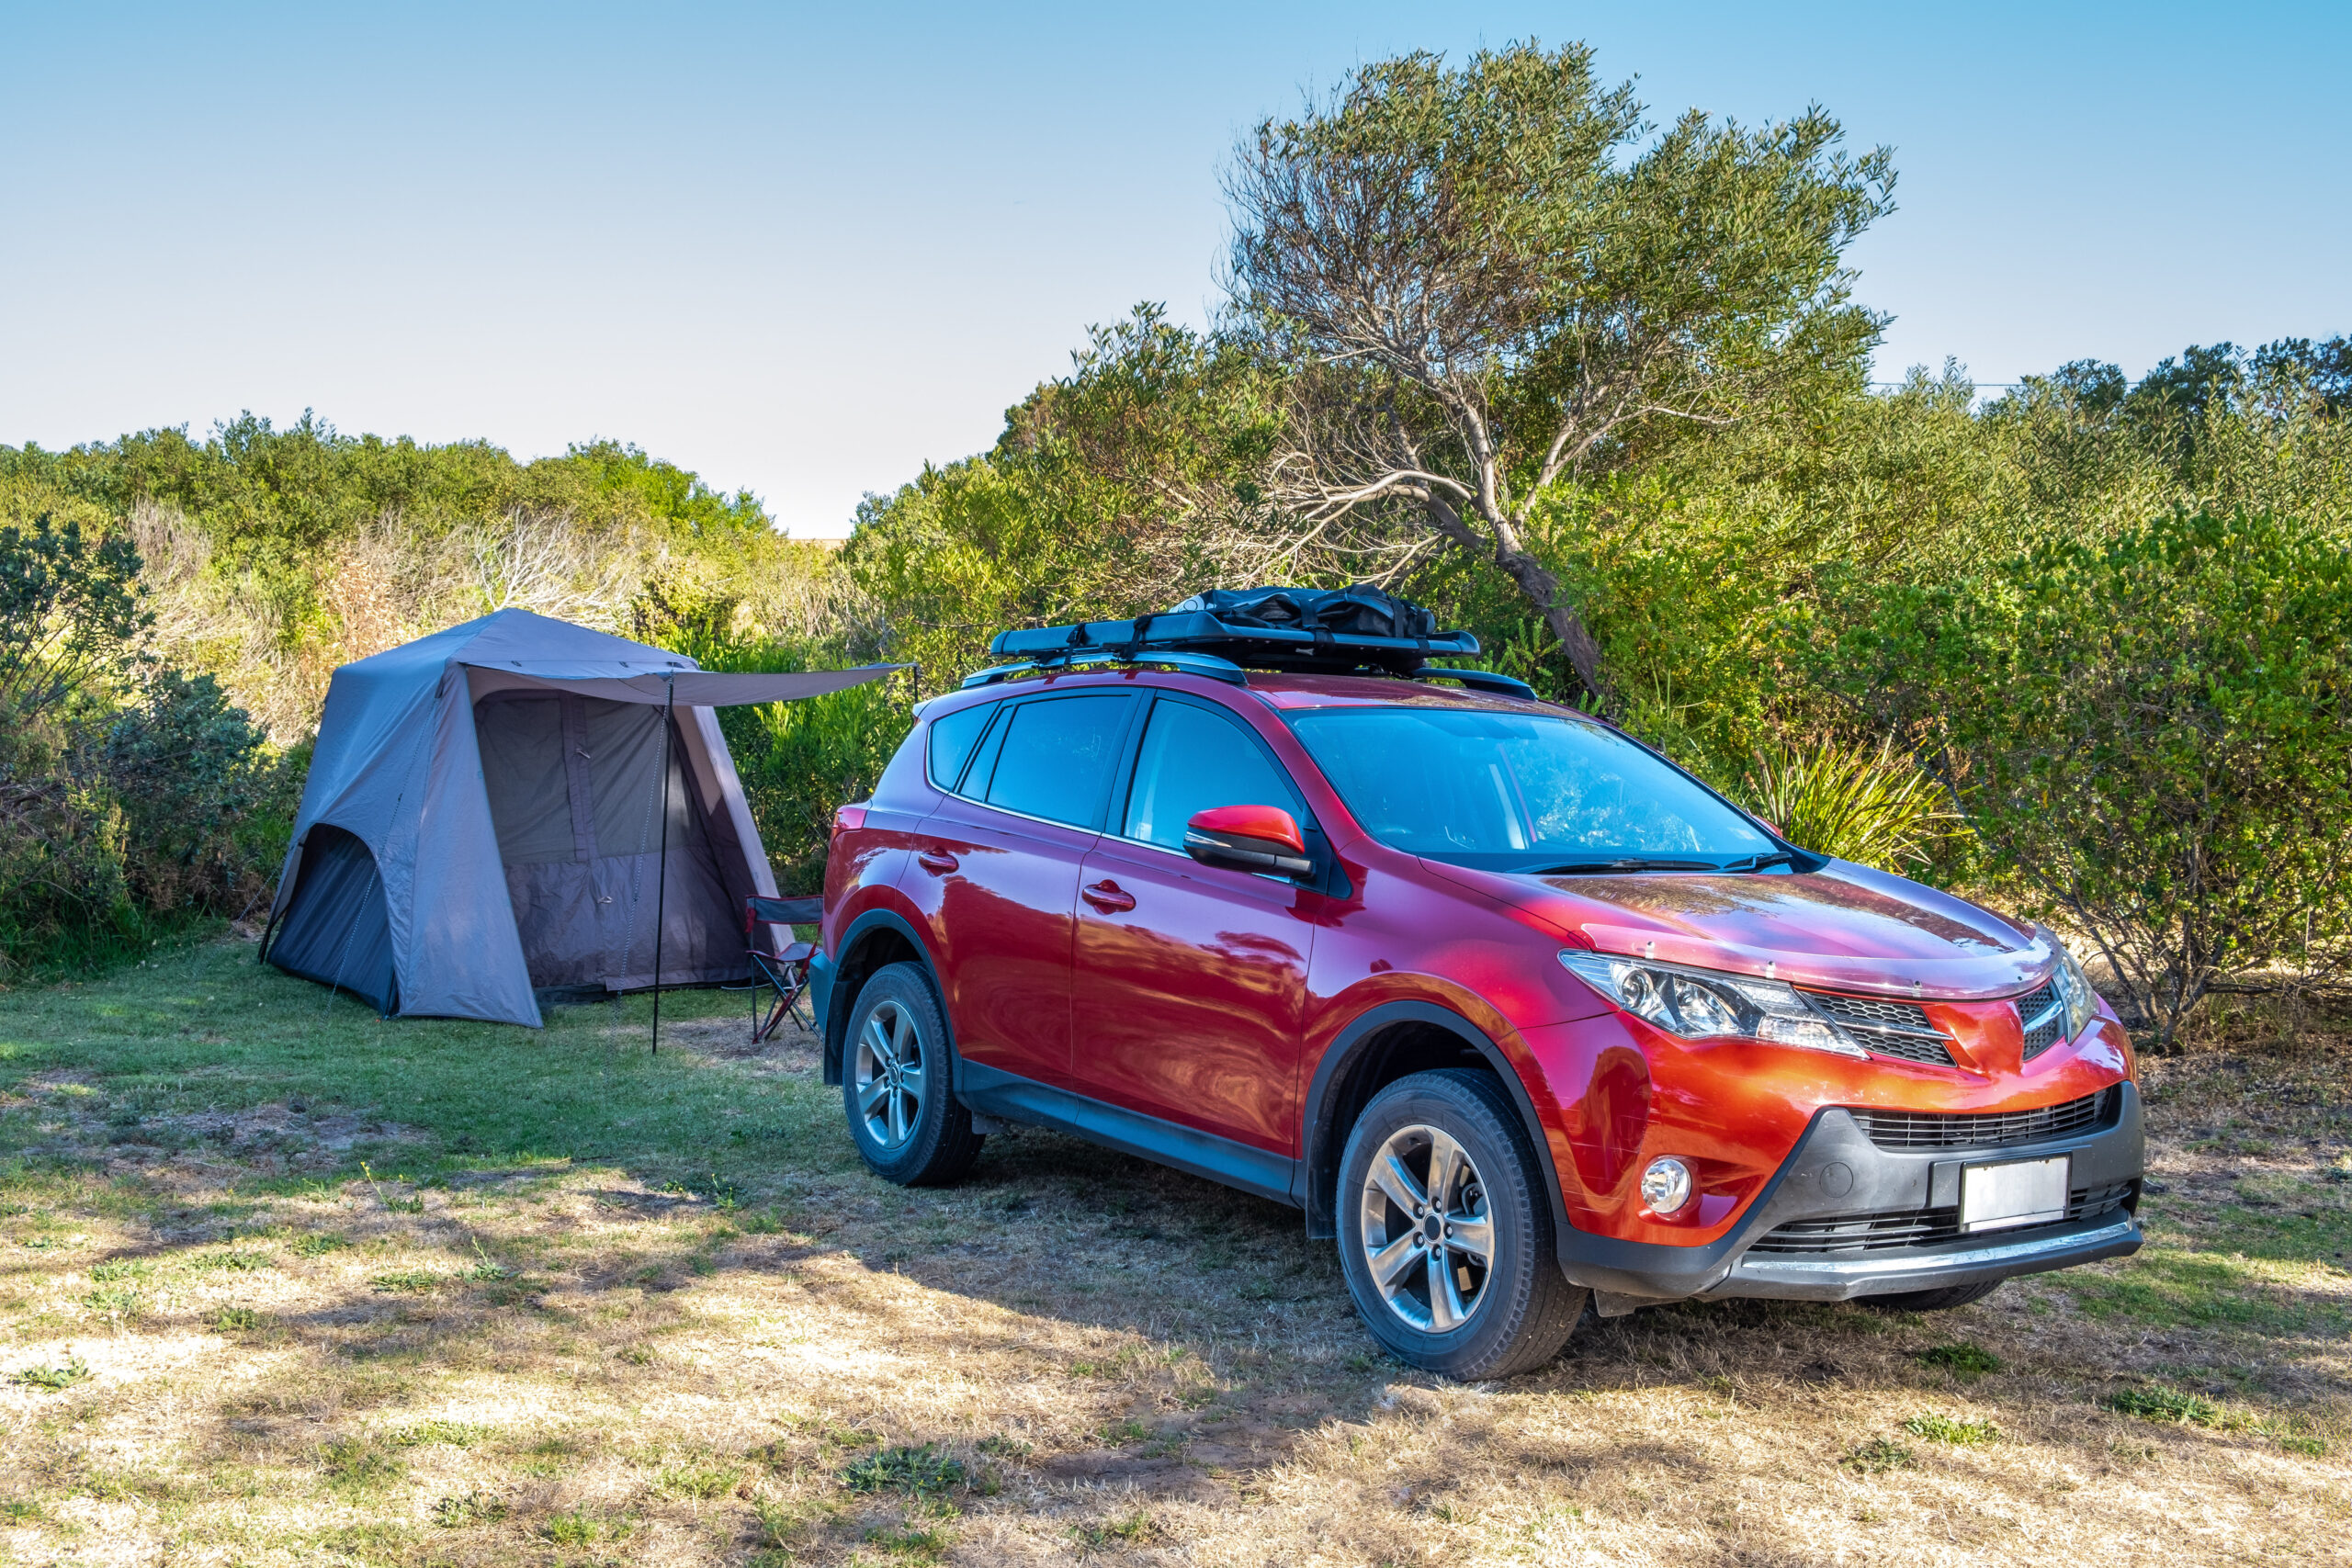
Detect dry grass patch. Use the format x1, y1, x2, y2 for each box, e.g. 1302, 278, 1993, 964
0, 937, 2344, 1562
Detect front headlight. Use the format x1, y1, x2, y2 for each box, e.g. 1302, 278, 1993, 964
2052, 938, 2099, 1039
1557, 951, 1866, 1058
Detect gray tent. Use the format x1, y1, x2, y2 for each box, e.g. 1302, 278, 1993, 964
260, 608, 890, 1027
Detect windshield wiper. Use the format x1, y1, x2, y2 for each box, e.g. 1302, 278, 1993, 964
1519, 858, 1721, 875
1721, 851, 1800, 874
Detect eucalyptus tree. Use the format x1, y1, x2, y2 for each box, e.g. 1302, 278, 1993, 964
1226, 41, 1894, 703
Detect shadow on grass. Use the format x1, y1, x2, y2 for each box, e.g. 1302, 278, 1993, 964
1, 935, 2346, 1562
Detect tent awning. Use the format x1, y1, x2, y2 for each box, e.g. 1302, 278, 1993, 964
461, 663, 905, 706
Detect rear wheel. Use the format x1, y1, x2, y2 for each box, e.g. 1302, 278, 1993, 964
842, 963, 984, 1186
1336, 1070, 1585, 1380
1861, 1280, 2005, 1313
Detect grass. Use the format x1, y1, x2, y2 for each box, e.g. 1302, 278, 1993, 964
0, 932, 2342, 1563
1839, 1436, 1916, 1472
864, 1519, 955, 1560
390, 1417, 492, 1447
2107, 1385, 2224, 1426
321, 1434, 405, 1488
10, 1354, 90, 1391
840, 1443, 967, 1496
660, 1456, 744, 1499
368, 1268, 443, 1293
1916, 1341, 2004, 1376
1069, 1508, 1158, 1551
432, 1487, 510, 1526
1902, 1412, 2003, 1445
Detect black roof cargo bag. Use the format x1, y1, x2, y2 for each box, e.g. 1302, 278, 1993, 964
987, 583, 1476, 674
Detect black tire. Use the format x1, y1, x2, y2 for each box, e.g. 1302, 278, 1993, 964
1336, 1069, 1586, 1380
841, 963, 984, 1187
1860, 1280, 2005, 1314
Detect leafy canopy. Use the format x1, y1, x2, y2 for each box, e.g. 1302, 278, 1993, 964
0, 514, 150, 719
1227, 40, 1894, 700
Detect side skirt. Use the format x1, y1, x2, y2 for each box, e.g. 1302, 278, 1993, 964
957, 1062, 1301, 1208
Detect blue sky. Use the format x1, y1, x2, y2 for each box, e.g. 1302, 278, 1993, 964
3, 2, 2345, 536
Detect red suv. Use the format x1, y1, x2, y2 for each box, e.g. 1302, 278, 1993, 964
809, 614, 2143, 1379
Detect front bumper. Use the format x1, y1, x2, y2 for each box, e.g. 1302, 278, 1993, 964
1557, 1081, 2144, 1304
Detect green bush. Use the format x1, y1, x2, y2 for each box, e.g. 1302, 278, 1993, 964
0, 518, 293, 981
0, 513, 148, 719
1815, 509, 2352, 1046
0, 706, 131, 980
100, 670, 295, 916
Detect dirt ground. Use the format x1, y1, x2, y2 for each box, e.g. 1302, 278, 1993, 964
0, 939, 2344, 1566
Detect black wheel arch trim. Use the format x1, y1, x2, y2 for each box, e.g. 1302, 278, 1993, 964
1299, 1000, 1575, 1247
819, 908, 958, 1088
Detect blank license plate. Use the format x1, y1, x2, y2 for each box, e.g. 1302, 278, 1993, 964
1960, 1156, 2070, 1234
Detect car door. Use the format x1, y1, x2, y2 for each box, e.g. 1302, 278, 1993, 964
1069, 692, 1320, 1152
907, 691, 1138, 1090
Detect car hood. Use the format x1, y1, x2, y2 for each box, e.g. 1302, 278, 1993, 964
1423, 857, 2053, 1000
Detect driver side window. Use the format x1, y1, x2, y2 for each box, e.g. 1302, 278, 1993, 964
1122, 698, 1306, 850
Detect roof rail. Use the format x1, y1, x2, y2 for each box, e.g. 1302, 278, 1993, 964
1412, 666, 1538, 701
961, 648, 1249, 690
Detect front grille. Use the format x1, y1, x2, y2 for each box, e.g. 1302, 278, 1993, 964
1855, 1032, 1960, 1067
1750, 1205, 1962, 1254
2068, 1181, 2136, 1221
1848, 1088, 2116, 1151
1750, 1179, 2136, 1257
1802, 990, 1957, 1067
2014, 979, 2066, 1061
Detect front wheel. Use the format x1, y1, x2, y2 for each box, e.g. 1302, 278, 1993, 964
1336, 1069, 1586, 1380
842, 963, 984, 1187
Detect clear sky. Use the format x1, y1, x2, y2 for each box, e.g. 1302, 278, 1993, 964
4, 2, 2345, 536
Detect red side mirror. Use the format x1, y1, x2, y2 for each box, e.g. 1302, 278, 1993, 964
1755, 817, 1782, 838
1184, 804, 1313, 878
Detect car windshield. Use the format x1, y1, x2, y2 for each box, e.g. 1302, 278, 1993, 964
1288, 706, 1776, 872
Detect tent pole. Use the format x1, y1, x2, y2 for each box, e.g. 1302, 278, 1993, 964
650, 677, 674, 1055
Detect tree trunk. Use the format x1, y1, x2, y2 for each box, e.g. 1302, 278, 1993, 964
1419, 490, 1613, 706
1491, 544, 1611, 707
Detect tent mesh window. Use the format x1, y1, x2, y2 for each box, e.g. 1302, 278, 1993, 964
475, 693, 744, 997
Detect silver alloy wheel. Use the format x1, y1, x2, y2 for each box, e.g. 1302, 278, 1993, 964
1358, 1122, 1495, 1333
853, 998, 926, 1151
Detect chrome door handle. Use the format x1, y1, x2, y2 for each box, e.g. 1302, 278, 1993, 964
1082, 880, 1136, 913
918, 850, 958, 874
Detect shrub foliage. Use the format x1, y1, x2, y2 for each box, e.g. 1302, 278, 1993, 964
3, 41, 2349, 1038
1818, 510, 2352, 1044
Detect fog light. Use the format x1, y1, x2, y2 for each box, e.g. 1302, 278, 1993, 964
1641, 1156, 1694, 1215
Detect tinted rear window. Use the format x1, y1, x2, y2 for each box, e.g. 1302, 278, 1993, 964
926, 702, 995, 791
983, 695, 1132, 828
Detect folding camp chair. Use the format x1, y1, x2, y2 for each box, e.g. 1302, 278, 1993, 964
745, 894, 823, 1043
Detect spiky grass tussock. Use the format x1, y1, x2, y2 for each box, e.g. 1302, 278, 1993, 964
1742, 733, 1958, 866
